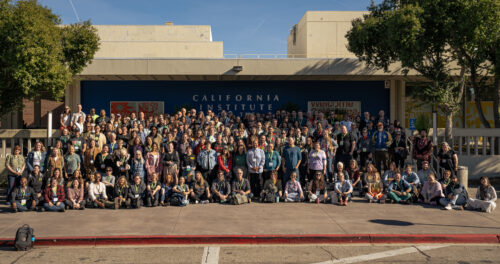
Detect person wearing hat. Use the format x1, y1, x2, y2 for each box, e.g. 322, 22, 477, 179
437, 142, 459, 176
389, 130, 407, 169
440, 175, 468, 210
371, 122, 392, 172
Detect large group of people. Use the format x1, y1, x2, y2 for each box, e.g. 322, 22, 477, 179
5, 105, 497, 214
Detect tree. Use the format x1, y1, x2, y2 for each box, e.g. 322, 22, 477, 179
0, 0, 99, 117
449, 0, 500, 128
346, 0, 469, 143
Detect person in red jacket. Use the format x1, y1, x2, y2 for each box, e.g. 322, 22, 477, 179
43, 178, 66, 212
218, 147, 232, 180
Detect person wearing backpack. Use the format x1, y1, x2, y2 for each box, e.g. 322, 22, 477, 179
43, 178, 66, 212
11, 177, 36, 212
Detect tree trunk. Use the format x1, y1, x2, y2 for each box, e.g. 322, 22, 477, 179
493, 76, 500, 128
445, 111, 453, 145
470, 70, 491, 128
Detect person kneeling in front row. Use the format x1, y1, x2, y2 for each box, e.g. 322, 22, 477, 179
440, 175, 467, 210
332, 172, 353, 206
11, 177, 36, 212
284, 172, 304, 202
129, 174, 146, 208
307, 171, 327, 203
387, 172, 412, 204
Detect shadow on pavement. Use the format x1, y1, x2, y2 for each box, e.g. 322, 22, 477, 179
370, 218, 500, 230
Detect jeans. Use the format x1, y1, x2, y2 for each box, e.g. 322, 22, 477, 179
249, 173, 262, 197
387, 191, 411, 202
15, 200, 34, 212
44, 202, 65, 211
440, 194, 467, 207
7, 175, 18, 203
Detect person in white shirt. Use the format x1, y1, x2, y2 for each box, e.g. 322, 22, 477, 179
88, 173, 114, 209
246, 140, 265, 197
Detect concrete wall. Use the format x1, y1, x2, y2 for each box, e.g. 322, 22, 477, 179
288, 11, 368, 58
93, 24, 223, 58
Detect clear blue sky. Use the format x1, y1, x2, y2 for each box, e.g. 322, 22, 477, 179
39, 0, 378, 55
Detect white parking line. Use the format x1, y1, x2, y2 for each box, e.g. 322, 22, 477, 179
312, 245, 448, 264
202, 246, 220, 264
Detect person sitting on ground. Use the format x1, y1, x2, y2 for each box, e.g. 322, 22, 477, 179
114, 176, 130, 209
172, 176, 190, 206
231, 168, 252, 203
28, 165, 45, 209
146, 173, 161, 207
102, 166, 116, 198
11, 177, 36, 212
365, 170, 385, 203
347, 159, 362, 197
161, 174, 175, 206
88, 173, 114, 209
65, 178, 85, 210
383, 162, 398, 191
419, 173, 443, 205
440, 175, 468, 210
402, 164, 421, 201
307, 171, 327, 203
417, 161, 435, 184
260, 170, 283, 203
363, 163, 379, 195
387, 172, 412, 204
467, 176, 496, 213
334, 161, 350, 182
128, 174, 146, 208
211, 170, 231, 203
284, 171, 304, 202
43, 178, 66, 212
332, 172, 353, 206
190, 171, 211, 204
440, 170, 452, 190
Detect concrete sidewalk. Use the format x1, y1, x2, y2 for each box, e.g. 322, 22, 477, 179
0, 198, 499, 239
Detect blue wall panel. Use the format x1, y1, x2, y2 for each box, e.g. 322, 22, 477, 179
81, 80, 388, 117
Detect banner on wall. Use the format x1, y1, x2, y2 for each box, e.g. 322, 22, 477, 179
110, 101, 164, 116
307, 101, 361, 117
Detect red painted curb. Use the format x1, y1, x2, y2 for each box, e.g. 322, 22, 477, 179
0, 234, 498, 247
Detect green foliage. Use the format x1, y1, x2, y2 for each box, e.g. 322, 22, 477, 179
0, 0, 100, 116
415, 113, 431, 132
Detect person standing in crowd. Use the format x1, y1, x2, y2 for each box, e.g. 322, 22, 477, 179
145, 143, 162, 182
26, 142, 47, 174
11, 177, 36, 212
336, 125, 356, 169
390, 130, 406, 169
6, 145, 25, 205
307, 141, 327, 183
413, 129, 433, 171
282, 137, 302, 188
60, 106, 72, 131
263, 143, 281, 182
371, 122, 392, 172
162, 142, 180, 183
437, 142, 459, 176
197, 141, 218, 182
64, 145, 81, 179
218, 147, 233, 180
246, 139, 265, 197
440, 175, 468, 210
467, 176, 496, 213
95, 145, 113, 175
357, 128, 372, 170
321, 131, 337, 183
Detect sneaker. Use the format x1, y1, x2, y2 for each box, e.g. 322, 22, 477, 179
59, 207, 65, 212
12, 208, 17, 213
444, 204, 452, 210
201, 200, 209, 204
195, 200, 199, 204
